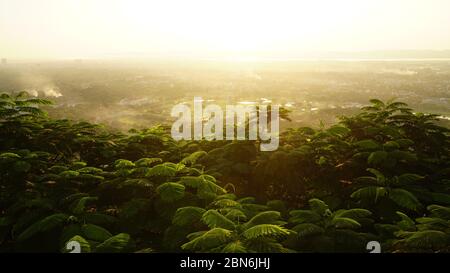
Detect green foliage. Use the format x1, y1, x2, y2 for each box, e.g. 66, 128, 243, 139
157, 182, 185, 202
17, 213, 69, 242
201, 210, 236, 230
287, 198, 374, 252
351, 169, 423, 212
172, 207, 206, 226
182, 228, 232, 251
1, 96, 449, 253
242, 224, 290, 239
81, 224, 112, 242
95, 233, 132, 253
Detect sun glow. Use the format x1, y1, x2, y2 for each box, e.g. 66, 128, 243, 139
117, 0, 365, 55
1, 0, 450, 59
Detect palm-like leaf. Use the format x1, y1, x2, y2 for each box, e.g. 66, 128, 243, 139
17, 213, 69, 241
243, 211, 285, 230
213, 199, 241, 208
224, 209, 247, 222
95, 233, 130, 253
292, 223, 324, 238
389, 188, 421, 211
331, 217, 361, 229
180, 151, 207, 165
404, 231, 449, 249
134, 157, 162, 167
172, 207, 206, 226
72, 196, 98, 214
308, 198, 330, 216
156, 182, 185, 202
146, 163, 177, 177
351, 186, 387, 203
334, 209, 372, 220
182, 228, 232, 251
427, 205, 450, 220
81, 224, 112, 242
289, 210, 322, 224
242, 224, 290, 239
201, 210, 236, 230
221, 241, 247, 253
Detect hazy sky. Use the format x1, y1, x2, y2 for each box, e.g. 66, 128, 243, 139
1, 0, 450, 59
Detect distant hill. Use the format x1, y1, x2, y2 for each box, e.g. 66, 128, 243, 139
317, 50, 450, 60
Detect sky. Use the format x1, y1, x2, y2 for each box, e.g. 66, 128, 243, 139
1, 0, 450, 59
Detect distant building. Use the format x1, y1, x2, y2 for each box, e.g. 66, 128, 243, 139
1, 58, 6, 65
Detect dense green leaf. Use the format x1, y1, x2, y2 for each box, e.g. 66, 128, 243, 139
289, 210, 321, 224
367, 151, 388, 165
221, 241, 247, 253
201, 210, 236, 230
182, 228, 232, 251
244, 211, 284, 230
157, 182, 185, 202
292, 223, 324, 238
389, 189, 421, 211
172, 207, 206, 226
95, 233, 131, 253
308, 199, 330, 216
81, 224, 112, 242
404, 231, 449, 249
242, 224, 290, 239
354, 140, 380, 150
331, 217, 361, 229
17, 213, 69, 241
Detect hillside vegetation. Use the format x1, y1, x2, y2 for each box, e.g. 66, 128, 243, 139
0, 92, 449, 253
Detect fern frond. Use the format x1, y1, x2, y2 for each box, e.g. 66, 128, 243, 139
212, 199, 241, 208
242, 224, 290, 239
289, 210, 321, 224
134, 157, 163, 167
180, 151, 207, 166
121, 179, 153, 188
244, 237, 294, 253
404, 231, 449, 249
182, 228, 232, 251
114, 159, 135, 169
243, 211, 284, 230
95, 233, 131, 253
395, 211, 416, 231
197, 176, 227, 200
224, 209, 247, 222
237, 197, 256, 204
146, 163, 176, 177
201, 210, 236, 230
71, 196, 98, 214
427, 205, 450, 220
331, 217, 361, 229
221, 241, 248, 253
292, 223, 324, 238
156, 182, 185, 202
308, 198, 330, 216
351, 186, 386, 203
389, 188, 421, 211
17, 213, 69, 241
172, 206, 206, 226
334, 209, 372, 220
81, 223, 112, 242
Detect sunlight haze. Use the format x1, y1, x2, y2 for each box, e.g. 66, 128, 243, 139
1, 0, 450, 59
